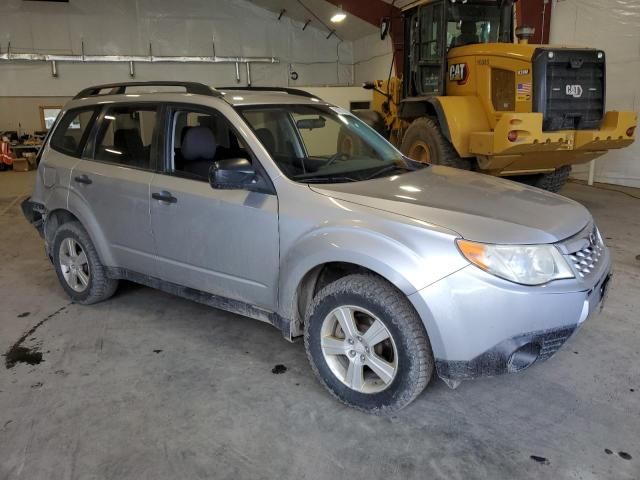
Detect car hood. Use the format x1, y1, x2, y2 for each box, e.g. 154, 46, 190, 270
309, 166, 591, 244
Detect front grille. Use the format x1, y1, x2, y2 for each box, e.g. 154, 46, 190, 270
563, 225, 604, 278
532, 48, 606, 131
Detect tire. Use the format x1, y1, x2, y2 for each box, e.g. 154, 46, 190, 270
337, 130, 363, 157
514, 165, 571, 193
51, 221, 118, 305
401, 116, 471, 169
304, 274, 434, 414
338, 110, 385, 156
352, 109, 386, 135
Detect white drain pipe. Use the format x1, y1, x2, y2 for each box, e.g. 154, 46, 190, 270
588, 160, 596, 186
0, 42, 278, 82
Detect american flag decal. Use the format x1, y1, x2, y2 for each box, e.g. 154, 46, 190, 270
517, 83, 532, 94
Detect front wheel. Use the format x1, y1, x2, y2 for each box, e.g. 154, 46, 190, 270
401, 117, 471, 169
304, 274, 434, 414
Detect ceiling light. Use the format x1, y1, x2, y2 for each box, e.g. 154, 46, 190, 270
330, 6, 346, 23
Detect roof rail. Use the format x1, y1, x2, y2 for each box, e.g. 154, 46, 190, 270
218, 86, 317, 99
73, 81, 220, 99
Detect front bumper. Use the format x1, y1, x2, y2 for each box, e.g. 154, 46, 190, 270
470, 111, 637, 175
408, 244, 612, 382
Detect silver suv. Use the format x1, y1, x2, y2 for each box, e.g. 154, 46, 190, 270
23, 81, 612, 413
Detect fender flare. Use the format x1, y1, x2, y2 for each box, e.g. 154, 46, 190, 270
278, 227, 447, 350
60, 189, 116, 266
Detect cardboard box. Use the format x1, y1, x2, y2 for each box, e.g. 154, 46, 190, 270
12, 157, 33, 172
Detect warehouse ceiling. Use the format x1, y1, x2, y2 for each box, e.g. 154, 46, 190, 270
381, 0, 420, 7
247, 0, 378, 40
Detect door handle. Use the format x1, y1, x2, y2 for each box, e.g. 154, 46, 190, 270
74, 174, 92, 185
152, 191, 178, 204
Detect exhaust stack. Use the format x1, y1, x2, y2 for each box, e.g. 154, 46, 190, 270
515, 25, 536, 44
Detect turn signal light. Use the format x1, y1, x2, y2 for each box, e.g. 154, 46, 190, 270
508, 130, 519, 142
627, 126, 636, 137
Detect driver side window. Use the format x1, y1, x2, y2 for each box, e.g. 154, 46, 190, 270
171, 109, 250, 181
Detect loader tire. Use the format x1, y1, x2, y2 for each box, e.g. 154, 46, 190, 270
515, 166, 572, 193
401, 117, 471, 169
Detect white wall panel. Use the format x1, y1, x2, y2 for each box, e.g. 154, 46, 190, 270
353, 33, 394, 84
0, 0, 354, 97
550, 0, 640, 188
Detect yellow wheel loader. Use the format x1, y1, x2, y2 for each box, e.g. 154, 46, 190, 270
359, 0, 637, 192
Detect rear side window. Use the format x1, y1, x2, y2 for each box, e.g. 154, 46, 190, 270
92, 105, 158, 170
50, 107, 98, 157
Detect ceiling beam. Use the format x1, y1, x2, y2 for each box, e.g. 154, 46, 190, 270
325, 0, 404, 76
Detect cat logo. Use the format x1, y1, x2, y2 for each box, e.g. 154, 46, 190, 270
449, 63, 468, 83
566, 84, 583, 98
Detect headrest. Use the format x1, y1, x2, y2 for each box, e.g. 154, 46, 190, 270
182, 126, 217, 162
114, 129, 144, 153
255, 128, 276, 154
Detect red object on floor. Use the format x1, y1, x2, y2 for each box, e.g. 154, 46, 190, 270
0, 142, 14, 166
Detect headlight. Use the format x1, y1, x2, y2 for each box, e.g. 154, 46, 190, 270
456, 239, 574, 286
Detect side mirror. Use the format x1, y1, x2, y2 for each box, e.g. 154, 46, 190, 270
209, 158, 258, 190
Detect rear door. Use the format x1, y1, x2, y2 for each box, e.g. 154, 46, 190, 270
39, 106, 99, 207
149, 104, 279, 310
68, 104, 160, 276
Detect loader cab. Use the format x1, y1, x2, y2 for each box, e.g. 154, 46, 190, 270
403, 0, 514, 98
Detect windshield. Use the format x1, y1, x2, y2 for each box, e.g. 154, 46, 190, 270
447, 1, 512, 48
238, 104, 424, 183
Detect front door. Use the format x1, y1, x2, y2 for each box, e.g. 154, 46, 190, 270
149, 105, 279, 310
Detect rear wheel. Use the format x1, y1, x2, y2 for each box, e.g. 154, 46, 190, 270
514, 165, 572, 193
351, 109, 386, 135
401, 117, 471, 169
52, 221, 118, 305
338, 110, 386, 157
304, 274, 434, 414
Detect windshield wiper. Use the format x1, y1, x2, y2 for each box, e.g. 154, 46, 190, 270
299, 175, 358, 184
362, 164, 410, 181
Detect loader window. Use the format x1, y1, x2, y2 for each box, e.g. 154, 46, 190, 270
416, 3, 445, 95
447, 1, 512, 48
420, 5, 442, 60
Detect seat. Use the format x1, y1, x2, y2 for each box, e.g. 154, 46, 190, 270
61, 135, 78, 153
114, 128, 146, 166
180, 126, 217, 179
451, 21, 479, 48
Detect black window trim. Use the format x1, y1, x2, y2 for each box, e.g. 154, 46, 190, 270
159, 102, 276, 195
81, 101, 162, 173
50, 106, 101, 158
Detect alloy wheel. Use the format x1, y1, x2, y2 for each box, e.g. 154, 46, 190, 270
58, 237, 90, 293
320, 305, 398, 394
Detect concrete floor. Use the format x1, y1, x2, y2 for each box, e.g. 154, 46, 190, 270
1, 170, 638, 480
